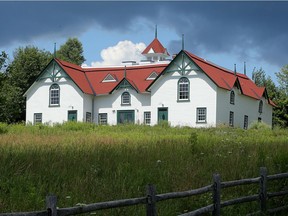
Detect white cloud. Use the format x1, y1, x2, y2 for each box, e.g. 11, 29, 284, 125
90, 40, 146, 67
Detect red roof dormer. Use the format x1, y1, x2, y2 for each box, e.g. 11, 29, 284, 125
142, 38, 170, 56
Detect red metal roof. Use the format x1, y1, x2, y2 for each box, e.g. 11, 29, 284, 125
55, 49, 275, 107
55, 58, 167, 95
55, 59, 94, 95
184, 51, 275, 106
142, 38, 170, 56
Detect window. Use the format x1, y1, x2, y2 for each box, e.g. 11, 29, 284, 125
230, 91, 235, 104
50, 84, 60, 106
244, 115, 248, 130
102, 74, 116, 82
86, 112, 92, 122
144, 112, 151, 125
34, 113, 42, 124
196, 108, 207, 123
121, 92, 131, 105
178, 77, 190, 101
259, 100, 263, 114
229, 111, 234, 127
98, 113, 107, 125
146, 72, 158, 80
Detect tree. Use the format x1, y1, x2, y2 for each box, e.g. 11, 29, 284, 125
56, 38, 85, 65
275, 65, 288, 127
252, 68, 288, 127
0, 46, 52, 123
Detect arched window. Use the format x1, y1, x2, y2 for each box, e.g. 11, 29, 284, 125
178, 77, 190, 101
121, 92, 131, 105
230, 91, 235, 104
259, 100, 263, 114
49, 84, 60, 106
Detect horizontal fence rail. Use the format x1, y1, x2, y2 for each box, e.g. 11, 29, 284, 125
1, 167, 288, 216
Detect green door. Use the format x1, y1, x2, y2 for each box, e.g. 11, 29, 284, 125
68, 110, 77, 121
117, 110, 135, 124
158, 108, 168, 123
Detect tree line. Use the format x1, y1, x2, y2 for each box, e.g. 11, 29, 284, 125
0, 38, 288, 127
0, 38, 85, 123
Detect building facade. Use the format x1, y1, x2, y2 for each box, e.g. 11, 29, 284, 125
25, 37, 274, 128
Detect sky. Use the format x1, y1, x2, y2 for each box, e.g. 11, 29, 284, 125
1, 1, 288, 83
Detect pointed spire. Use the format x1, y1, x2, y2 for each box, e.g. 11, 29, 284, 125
155, 24, 158, 39
244, 61, 246, 75
124, 65, 127, 78
54, 43, 57, 58
234, 64, 237, 75
182, 34, 184, 50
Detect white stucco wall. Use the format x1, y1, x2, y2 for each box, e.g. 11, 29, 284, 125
150, 69, 217, 127
216, 87, 273, 128
94, 88, 151, 125
26, 77, 85, 124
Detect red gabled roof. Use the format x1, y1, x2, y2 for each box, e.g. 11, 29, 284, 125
84, 64, 167, 95
142, 38, 170, 56
55, 58, 167, 95
55, 59, 94, 95
184, 51, 274, 103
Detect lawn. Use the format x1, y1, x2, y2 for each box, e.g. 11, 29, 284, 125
0, 122, 287, 215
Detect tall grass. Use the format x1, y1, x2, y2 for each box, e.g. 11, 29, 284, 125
0, 122, 287, 215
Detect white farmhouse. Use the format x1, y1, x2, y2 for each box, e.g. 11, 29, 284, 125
25, 36, 275, 128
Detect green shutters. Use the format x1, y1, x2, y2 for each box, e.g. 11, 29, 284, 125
117, 110, 135, 124
158, 108, 168, 123
68, 110, 77, 121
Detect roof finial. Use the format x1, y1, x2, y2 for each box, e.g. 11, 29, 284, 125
124, 65, 127, 78
54, 42, 57, 58
234, 64, 237, 75
182, 34, 184, 50
155, 24, 158, 39
244, 61, 246, 75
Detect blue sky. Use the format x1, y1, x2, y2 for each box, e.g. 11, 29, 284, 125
1, 1, 288, 83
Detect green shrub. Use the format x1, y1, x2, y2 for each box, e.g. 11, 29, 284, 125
0, 122, 9, 134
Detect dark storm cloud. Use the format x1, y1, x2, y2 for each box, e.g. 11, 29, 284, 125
1, 1, 288, 68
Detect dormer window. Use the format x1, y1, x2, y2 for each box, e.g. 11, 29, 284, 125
102, 74, 116, 82
146, 71, 158, 80
230, 91, 235, 105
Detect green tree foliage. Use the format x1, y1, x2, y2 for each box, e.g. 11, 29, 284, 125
253, 67, 288, 127
0, 46, 52, 123
275, 65, 288, 127
56, 37, 85, 65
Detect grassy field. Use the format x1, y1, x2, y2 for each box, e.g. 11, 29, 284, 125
0, 122, 288, 215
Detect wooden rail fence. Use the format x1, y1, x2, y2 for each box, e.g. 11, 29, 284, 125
1, 167, 288, 216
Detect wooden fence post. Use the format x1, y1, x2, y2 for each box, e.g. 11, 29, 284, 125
146, 184, 157, 216
212, 173, 221, 216
46, 195, 57, 216
259, 167, 267, 213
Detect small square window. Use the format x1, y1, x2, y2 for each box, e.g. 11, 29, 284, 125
86, 112, 92, 122
98, 113, 108, 125
229, 111, 234, 127
244, 115, 248, 130
144, 112, 151, 125
34, 113, 42, 124
196, 108, 207, 123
